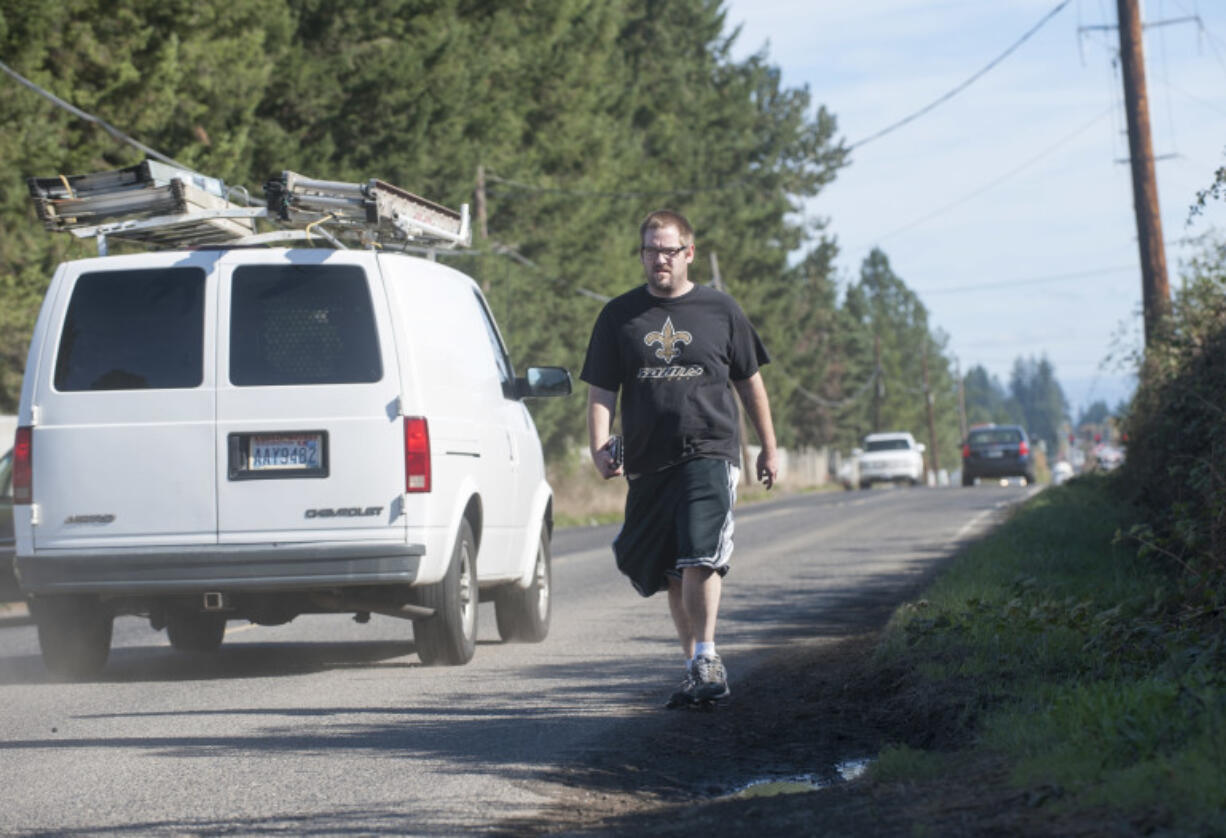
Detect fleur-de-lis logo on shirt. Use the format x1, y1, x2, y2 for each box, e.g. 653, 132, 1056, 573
644, 317, 692, 364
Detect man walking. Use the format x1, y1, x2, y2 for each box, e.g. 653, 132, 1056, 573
580, 209, 779, 708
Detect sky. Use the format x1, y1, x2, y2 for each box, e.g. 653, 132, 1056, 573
720, 0, 1226, 419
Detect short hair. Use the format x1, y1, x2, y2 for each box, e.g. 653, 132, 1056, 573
640, 210, 694, 246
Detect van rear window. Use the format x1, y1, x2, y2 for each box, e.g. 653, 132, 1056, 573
969, 429, 1023, 445
54, 268, 205, 391
229, 265, 382, 386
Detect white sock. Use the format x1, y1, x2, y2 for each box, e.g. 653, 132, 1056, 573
694, 641, 716, 660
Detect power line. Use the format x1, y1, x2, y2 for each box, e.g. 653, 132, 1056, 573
847, 0, 1072, 151
855, 105, 1113, 250
921, 263, 1138, 295
0, 58, 198, 175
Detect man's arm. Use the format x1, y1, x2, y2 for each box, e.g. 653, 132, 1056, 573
587, 385, 622, 479
733, 371, 779, 489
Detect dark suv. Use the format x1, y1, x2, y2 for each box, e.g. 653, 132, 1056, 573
961, 425, 1036, 486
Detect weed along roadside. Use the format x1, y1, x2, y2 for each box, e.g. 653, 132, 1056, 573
522, 475, 1225, 836
862, 474, 1225, 834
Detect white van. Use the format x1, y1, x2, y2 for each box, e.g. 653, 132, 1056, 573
12, 247, 571, 678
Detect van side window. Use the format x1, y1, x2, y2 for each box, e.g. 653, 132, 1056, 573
54, 268, 206, 391
230, 265, 382, 386
472, 290, 513, 385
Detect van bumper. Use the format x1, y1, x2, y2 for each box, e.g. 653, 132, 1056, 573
15, 541, 426, 595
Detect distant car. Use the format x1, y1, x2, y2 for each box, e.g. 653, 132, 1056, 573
961, 425, 1036, 487
836, 458, 858, 491
1094, 444, 1125, 471
856, 431, 925, 488
1051, 460, 1075, 485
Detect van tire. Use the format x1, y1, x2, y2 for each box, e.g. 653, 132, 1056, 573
167, 612, 227, 653
32, 595, 113, 680
495, 525, 552, 643
414, 518, 478, 666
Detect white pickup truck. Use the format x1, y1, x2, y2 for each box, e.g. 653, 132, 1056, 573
854, 431, 926, 489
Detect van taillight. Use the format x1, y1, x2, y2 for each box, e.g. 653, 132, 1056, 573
962, 443, 971, 459
13, 426, 32, 504
1018, 440, 1029, 457
404, 417, 431, 493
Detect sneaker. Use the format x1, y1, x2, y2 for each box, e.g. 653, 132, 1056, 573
665, 669, 697, 709
691, 653, 730, 701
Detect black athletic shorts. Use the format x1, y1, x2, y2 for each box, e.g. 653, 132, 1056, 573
612, 457, 739, 597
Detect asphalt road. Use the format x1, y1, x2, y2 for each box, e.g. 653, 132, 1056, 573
0, 483, 1034, 836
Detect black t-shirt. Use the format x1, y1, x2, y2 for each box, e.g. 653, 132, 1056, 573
580, 284, 769, 475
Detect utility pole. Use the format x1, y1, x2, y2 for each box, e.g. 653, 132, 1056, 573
955, 358, 968, 442
709, 251, 753, 485
475, 164, 490, 294
922, 341, 940, 478
474, 163, 489, 241
1116, 0, 1171, 343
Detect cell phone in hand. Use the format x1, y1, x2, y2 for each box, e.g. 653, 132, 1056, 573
604, 435, 623, 469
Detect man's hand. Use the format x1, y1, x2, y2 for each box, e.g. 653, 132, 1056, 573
594, 439, 624, 480
756, 447, 779, 490
587, 385, 622, 480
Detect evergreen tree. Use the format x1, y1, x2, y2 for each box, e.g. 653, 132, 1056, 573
1077, 400, 1111, 427
0, 0, 847, 460
1008, 355, 1069, 454
962, 365, 1022, 428
842, 248, 960, 469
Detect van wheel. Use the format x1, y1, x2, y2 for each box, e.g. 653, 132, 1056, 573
962, 472, 974, 487
31, 595, 113, 680
167, 612, 227, 653
414, 518, 478, 666
495, 525, 552, 643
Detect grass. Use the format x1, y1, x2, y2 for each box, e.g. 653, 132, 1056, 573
871, 475, 1226, 833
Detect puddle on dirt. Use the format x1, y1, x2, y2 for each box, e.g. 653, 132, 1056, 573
725, 758, 873, 799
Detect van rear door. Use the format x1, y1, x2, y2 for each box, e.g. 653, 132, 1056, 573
215, 251, 405, 545
31, 255, 218, 549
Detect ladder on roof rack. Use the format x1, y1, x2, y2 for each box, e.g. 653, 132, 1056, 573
27, 160, 472, 253
28, 159, 258, 250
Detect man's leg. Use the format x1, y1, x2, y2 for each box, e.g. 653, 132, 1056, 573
681, 565, 721, 645
683, 565, 730, 700
665, 576, 697, 708
667, 576, 695, 659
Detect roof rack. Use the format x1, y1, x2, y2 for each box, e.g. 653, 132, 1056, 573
27, 160, 471, 254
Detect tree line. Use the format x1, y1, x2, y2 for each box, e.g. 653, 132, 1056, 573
0, 0, 1072, 469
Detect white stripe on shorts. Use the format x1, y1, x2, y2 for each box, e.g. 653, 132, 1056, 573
675, 462, 739, 573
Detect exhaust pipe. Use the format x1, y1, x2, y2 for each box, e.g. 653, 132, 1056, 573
203, 592, 231, 611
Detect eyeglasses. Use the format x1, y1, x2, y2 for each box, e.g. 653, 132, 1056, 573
640, 244, 690, 260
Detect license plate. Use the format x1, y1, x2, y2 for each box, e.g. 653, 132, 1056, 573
229, 430, 329, 480
986, 449, 1004, 458
250, 434, 322, 470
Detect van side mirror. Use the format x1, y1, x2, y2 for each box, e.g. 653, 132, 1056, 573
514, 366, 572, 399
916, 443, 926, 453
